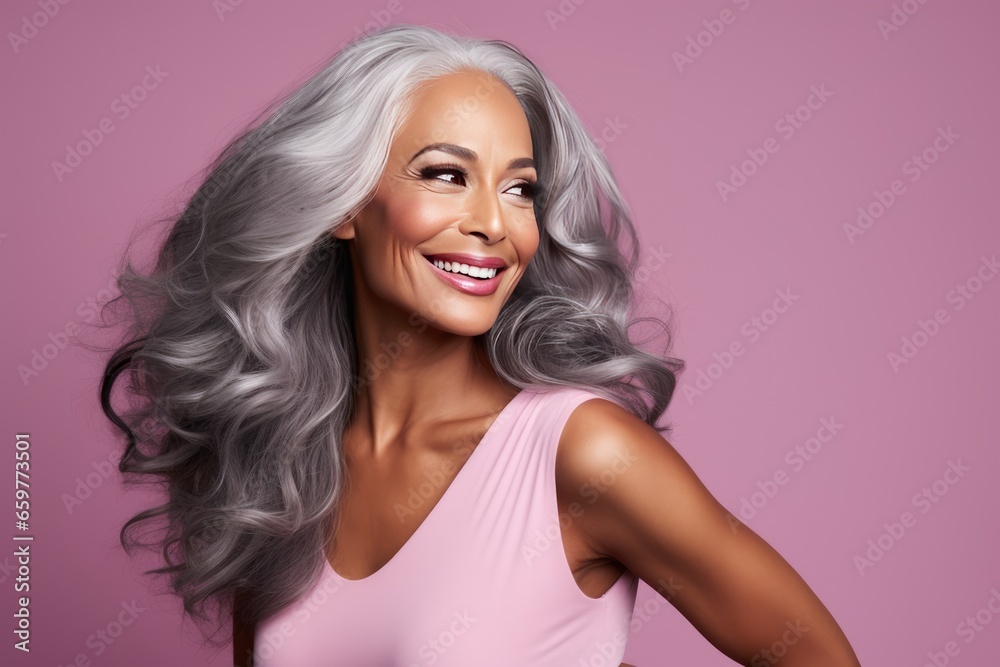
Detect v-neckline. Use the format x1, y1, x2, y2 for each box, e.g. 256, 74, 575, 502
324, 386, 531, 583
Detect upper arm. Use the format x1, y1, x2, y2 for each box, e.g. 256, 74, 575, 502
556, 398, 861, 666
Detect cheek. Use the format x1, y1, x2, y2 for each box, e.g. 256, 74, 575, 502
381, 192, 454, 247
517, 216, 541, 262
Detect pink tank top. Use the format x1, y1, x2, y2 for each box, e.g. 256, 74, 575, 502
252, 385, 639, 666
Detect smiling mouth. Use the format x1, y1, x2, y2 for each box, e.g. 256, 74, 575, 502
423, 255, 507, 280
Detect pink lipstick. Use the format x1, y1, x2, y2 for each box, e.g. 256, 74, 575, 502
423, 254, 507, 296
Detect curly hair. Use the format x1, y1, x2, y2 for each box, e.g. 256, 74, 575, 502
96, 23, 684, 650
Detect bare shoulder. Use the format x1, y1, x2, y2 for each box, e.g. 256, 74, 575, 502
556, 395, 680, 493
554, 394, 717, 561
557, 397, 637, 463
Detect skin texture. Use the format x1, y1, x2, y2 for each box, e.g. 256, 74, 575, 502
233, 69, 862, 666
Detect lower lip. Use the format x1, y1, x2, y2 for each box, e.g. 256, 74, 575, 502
424, 257, 504, 296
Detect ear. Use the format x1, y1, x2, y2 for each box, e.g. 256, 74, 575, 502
332, 212, 357, 240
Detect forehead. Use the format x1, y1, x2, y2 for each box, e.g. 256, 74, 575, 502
393, 70, 533, 157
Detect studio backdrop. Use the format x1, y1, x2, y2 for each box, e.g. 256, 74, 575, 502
2, 1, 998, 665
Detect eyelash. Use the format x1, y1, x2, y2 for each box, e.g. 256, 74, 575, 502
419, 163, 538, 201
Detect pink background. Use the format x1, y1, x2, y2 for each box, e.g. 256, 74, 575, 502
3, 1, 999, 665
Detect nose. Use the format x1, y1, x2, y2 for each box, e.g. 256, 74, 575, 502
459, 183, 506, 243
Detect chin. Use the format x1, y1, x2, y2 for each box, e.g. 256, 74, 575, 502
426, 315, 499, 339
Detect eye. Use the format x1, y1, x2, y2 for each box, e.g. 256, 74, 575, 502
507, 180, 538, 201
419, 164, 467, 186
419, 164, 539, 202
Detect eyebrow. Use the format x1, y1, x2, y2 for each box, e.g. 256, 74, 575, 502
408, 143, 535, 170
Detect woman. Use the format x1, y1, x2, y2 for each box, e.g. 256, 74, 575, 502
100, 24, 861, 666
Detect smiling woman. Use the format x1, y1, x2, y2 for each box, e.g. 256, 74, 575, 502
329, 69, 540, 339
98, 23, 860, 667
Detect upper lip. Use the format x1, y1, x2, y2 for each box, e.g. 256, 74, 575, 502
423, 253, 507, 269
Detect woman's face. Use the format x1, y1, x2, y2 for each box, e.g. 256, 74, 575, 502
334, 69, 540, 338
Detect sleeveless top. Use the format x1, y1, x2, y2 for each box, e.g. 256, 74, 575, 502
252, 385, 639, 666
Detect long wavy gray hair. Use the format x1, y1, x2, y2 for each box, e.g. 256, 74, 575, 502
98, 23, 684, 649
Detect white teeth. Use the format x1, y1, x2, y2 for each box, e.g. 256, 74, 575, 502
432, 259, 498, 279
